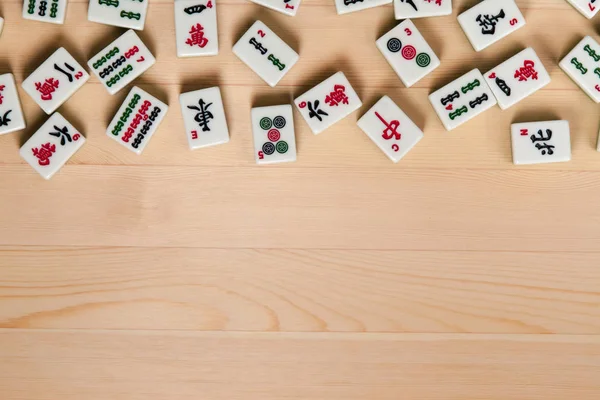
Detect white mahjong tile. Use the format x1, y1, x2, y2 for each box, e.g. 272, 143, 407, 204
334, 0, 392, 15
457, 0, 525, 52
376, 19, 440, 88
232, 20, 299, 87
559, 36, 600, 103
106, 86, 168, 155
484, 47, 550, 110
251, 105, 296, 164
22, 47, 89, 114
565, 0, 600, 19
0, 16, 4, 36
429, 68, 497, 131
88, 30, 156, 95
394, 0, 452, 19
249, 0, 301, 16
357, 96, 423, 163
22, 0, 68, 24
294, 71, 362, 135
179, 86, 230, 150
174, 0, 218, 57
87, 0, 149, 30
511, 120, 571, 165
0, 74, 26, 136
20, 112, 85, 179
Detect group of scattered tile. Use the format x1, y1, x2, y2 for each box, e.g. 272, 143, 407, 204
0, 0, 599, 179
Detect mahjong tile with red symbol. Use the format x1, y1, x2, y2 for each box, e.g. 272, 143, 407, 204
511, 120, 571, 165
175, 0, 218, 57
249, 0, 301, 16
294, 71, 362, 135
565, 0, 600, 19
357, 96, 423, 163
180, 86, 230, 150
334, 0, 391, 15
0, 73, 27, 136
376, 19, 440, 88
23, 0, 68, 24
88, 0, 149, 30
251, 105, 296, 164
20, 112, 85, 180
394, 0, 452, 20
559, 36, 600, 104
106, 86, 168, 155
21, 47, 89, 114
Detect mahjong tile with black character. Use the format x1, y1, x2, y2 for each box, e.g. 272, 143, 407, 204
106, 86, 168, 155
394, 0, 452, 19
376, 19, 440, 88
249, 0, 301, 16
180, 86, 230, 150
428, 68, 497, 131
175, 0, 218, 57
20, 112, 85, 180
251, 105, 296, 165
23, 0, 68, 24
294, 71, 362, 135
88, 0, 149, 30
511, 121, 571, 165
0, 74, 26, 136
559, 36, 600, 103
485, 47, 550, 110
232, 20, 299, 87
457, 0, 525, 52
334, 0, 392, 15
357, 96, 423, 163
88, 30, 156, 95
565, 0, 600, 19
21, 47, 89, 115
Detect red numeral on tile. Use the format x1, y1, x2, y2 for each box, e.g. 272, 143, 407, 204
191, 130, 198, 139
404, 28, 412, 36
509, 18, 518, 25
207, 0, 213, 7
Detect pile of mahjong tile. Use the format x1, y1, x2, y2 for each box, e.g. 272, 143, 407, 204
0, 0, 598, 179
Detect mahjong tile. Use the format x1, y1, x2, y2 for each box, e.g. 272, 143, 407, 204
565, 0, 600, 19
232, 20, 299, 87
334, 0, 392, 15
106, 86, 168, 155
20, 112, 85, 179
22, 47, 89, 114
23, 0, 68, 24
179, 86, 229, 150
376, 19, 440, 88
294, 71, 362, 135
511, 120, 571, 165
175, 0, 218, 57
249, 0, 301, 16
88, 30, 156, 95
484, 47, 550, 110
0, 16, 4, 36
429, 68, 497, 131
251, 104, 296, 164
88, 0, 149, 30
559, 36, 600, 103
394, 0, 452, 19
0, 74, 26, 135
457, 0, 525, 52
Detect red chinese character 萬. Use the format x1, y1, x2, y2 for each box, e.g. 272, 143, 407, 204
0, 84, 5, 105
324, 84, 349, 107
185, 24, 209, 48
32, 142, 56, 166
514, 60, 538, 82
35, 78, 60, 101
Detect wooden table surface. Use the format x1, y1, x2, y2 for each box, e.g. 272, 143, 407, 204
1, 0, 600, 398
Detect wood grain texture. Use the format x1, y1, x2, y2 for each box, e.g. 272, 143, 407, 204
1, 0, 600, 398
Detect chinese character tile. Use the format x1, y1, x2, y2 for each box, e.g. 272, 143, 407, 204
334, 0, 392, 15
106, 87, 168, 155
511, 120, 571, 165
180, 86, 229, 150
232, 20, 299, 87
559, 36, 600, 103
249, 0, 301, 16
22, 47, 89, 115
394, 0, 452, 19
20, 112, 85, 180
22, 0, 67, 24
251, 105, 296, 164
565, 0, 600, 19
457, 0, 525, 52
429, 68, 497, 131
88, 30, 156, 95
175, 0, 218, 57
376, 19, 440, 88
295, 72, 362, 135
357, 96, 423, 163
484, 47, 550, 110
0, 74, 26, 136
88, 0, 149, 30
